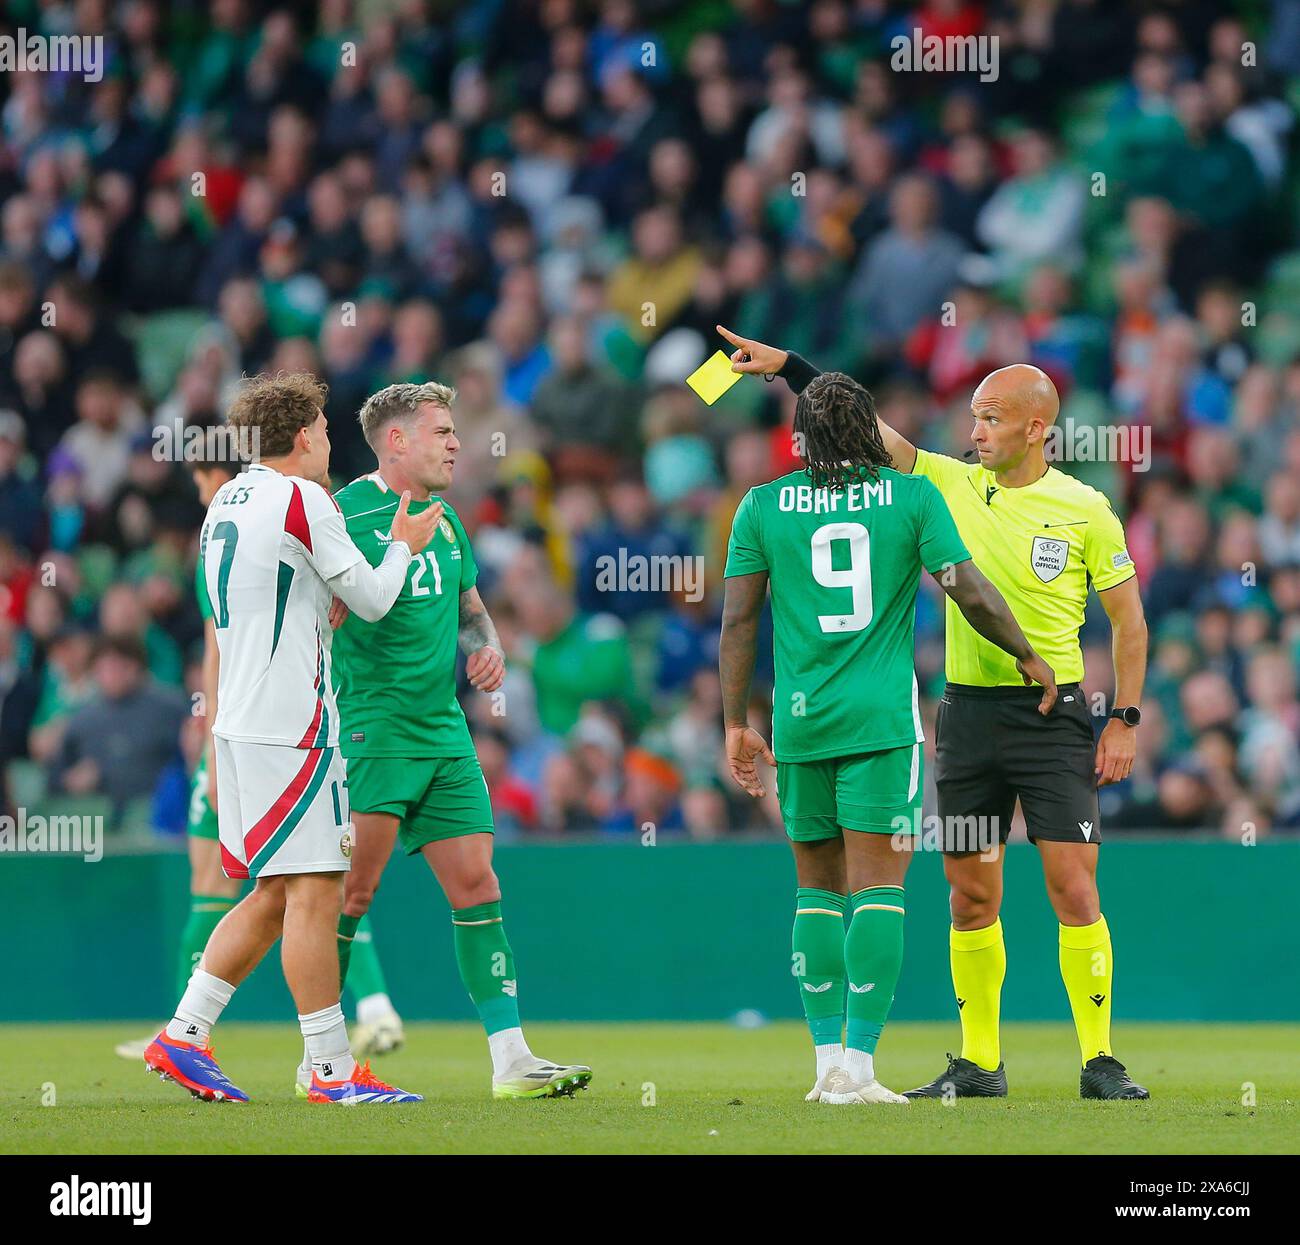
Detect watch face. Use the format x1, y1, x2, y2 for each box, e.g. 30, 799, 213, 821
1121, 707, 1141, 725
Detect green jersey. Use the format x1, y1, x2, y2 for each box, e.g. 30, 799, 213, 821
331, 474, 478, 758
724, 466, 970, 762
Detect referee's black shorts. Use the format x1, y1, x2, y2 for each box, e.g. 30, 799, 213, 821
934, 682, 1100, 848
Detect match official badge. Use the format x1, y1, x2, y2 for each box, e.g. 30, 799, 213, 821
1030, 535, 1069, 582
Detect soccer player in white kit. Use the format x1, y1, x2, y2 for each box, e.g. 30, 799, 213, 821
144, 374, 441, 1104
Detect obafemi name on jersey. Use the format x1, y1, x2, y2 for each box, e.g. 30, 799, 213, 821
331, 472, 477, 758
201, 463, 364, 749
724, 465, 970, 763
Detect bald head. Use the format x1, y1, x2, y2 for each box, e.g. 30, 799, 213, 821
973, 364, 1059, 426
968, 364, 1061, 478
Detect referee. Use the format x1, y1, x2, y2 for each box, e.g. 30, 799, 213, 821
720, 326, 1151, 1102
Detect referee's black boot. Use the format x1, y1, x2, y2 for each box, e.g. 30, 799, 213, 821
903, 1053, 1008, 1099
1080, 1054, 1150, 1100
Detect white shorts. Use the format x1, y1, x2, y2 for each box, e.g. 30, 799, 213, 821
213, 737, 352, 879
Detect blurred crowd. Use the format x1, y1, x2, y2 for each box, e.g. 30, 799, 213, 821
1, 0, 1299, 841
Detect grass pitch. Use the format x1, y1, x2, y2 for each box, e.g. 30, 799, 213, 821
1, 1022, 1294, 1155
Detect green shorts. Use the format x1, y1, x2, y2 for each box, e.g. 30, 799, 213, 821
776, 743, 923, 840
346, 755, 495, 854
187, 753, 219, 841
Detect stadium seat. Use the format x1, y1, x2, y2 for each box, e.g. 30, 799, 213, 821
124, 309, 212, 404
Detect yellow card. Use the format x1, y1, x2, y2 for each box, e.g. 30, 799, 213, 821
685, 350, 743, 405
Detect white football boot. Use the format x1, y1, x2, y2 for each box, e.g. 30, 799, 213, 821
352, 1010, 405, 1058
806, 1065, 842, 1102
818, 1065, 909, 1105
491, 1055, 592, 1099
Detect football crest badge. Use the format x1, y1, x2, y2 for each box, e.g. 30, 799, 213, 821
1030, 535, 1068, 582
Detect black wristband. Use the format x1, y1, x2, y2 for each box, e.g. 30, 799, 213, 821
779, 352, 821, 395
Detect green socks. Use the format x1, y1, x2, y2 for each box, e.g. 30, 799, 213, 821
339, 902, 521, 1037
176, 895, 236, 997
336, 912, 361, 992
844, 886, 905, 1055
793, 885, 905, 1069
792, 888, 847, 1046
452, 901, 520, 1035
344, 915, 388, 1001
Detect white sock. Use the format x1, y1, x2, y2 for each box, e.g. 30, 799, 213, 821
166, 970, 234, 1044
356, 992, 395, 1026
815, 1042, 844, 1080
299, 1003, 355, 1082
842, 1047, 875, 1084
487, 1026, 532, 1078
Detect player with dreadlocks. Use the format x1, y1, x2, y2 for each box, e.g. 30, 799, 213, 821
793, 371, 894, 490
718, 341, 1057, 1105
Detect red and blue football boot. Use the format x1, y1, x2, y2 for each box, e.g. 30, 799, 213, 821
143, 1031, 249, 1103
305, 1060, 422, 1104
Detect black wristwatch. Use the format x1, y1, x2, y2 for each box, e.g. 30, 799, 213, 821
1109, 706, 1142, 726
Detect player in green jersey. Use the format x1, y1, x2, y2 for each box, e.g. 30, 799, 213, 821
326, 381, 591, 1100
723, 328, 1152, 1102
116, 421, 403, 1061
721, 369, 1056, 1104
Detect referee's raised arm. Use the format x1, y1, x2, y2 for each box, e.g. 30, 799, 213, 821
716, 325, 919, 472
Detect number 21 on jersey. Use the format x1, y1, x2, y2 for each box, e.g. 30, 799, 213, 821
410, 551, 442, 597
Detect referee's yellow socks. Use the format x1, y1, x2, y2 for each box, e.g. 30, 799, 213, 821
1059, 915, 1113, 1066
949, 920, 1005, 1071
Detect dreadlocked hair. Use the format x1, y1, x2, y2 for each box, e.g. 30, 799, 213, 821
793, 371, 892, 490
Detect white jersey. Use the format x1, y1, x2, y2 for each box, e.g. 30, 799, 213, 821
202, 464, 363, 749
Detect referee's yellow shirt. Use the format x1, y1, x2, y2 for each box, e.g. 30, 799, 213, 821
913, 449, 1137, 686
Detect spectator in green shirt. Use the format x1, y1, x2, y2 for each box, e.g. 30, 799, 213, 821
517, 576, 646, 736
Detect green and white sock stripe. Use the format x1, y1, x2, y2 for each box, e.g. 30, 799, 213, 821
452, 901, 520, 1036
452, 908, 504, 927
793, 888, 847, 1047
851, 885, 906, 916
844, 885, 905, 1056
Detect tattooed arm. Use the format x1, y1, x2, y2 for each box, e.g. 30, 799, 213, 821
719, 569, 776, 798
459, 586, 505, 693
